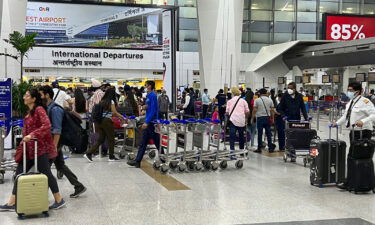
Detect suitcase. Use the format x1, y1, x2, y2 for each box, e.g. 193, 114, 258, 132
347, 157, 375, 194
310, 127, 346, 187
285, 128, 317, 150
15, 140, 49, 218
349, 129, 375, 159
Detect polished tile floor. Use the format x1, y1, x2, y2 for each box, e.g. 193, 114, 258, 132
0, 117, 374, 225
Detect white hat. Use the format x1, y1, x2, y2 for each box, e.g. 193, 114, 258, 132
91, 79, 101, 88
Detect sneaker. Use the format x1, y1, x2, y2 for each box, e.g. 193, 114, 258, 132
127, 160, 141, 168
337, 183, 348, 191
70, 186, 87, 198
108, 155, 120, 162
49, 199, 66, 210
0, 204, 15, 212
291, 158, 296, 163
84, 154, 93, 163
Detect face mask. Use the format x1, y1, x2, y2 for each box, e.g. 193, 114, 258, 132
347, 91, 356, 99
287, 89, 294, 95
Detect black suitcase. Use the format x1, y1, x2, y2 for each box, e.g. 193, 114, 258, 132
310, 127, 346, 187
285, 128, 317, 150
347, 157, 375, 194
349, 131, 375, 159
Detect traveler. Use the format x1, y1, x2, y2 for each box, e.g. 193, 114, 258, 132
84, 88, 125, 162
71, 88, 87, 129
127, 81, 160, 168
121, 90, 139, 117
252, 88, 276, 153
0, 88, 65, 211
52, 81, 72, 108
87, 79, 104, 113
215, 89, 227, 122
158, 90, 170, 120
211, 105, 219, 120
202, 89, 210, 119
275, 93, 285, 151
278, 82, 309, 121
246, 91, 256, 148
39, 86, 87, 198
182, 88, 195, 118
332, 81, 375, 190
226, 87, 249, 152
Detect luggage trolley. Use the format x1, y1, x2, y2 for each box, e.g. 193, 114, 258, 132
283, 118, 317, 167
0, 120, 18, 184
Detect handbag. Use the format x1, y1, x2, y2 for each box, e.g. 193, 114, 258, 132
260, 97, 274, 125
226, 97, 241, 127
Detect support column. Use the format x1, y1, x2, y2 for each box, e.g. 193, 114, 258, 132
197, 0, 244, 96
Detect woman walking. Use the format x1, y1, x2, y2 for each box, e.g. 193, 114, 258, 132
0, 88, 65, 211
84, 88, 125, 162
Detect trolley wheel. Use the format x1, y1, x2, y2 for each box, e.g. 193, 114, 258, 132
210, 161, 219, 171
219, 161, 228, 170
203, 161, 211, 170
148, 150, 156, 159
128, 153, 136, 161
153, 161, 161, 170
43, 211, 49, 217
119, 152, 126, 159
0, 173, 4, 184
13, 172, 16, 182
303, 158, 307, 167
283, 154, 287, 162
195, 162, 203, 171
187, 162, 195, 171
57, 170, 64, 180
235, 160, 244, 169
160, 164, 169, 174
372, 189, 375, 194
169, 162, 178, 170
178, 163, 186, 172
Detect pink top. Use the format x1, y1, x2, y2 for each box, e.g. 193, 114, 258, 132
225, 96, 249, 127
211, 111, 219, 120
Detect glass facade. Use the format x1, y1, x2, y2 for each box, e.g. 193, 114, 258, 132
39, 0, 198, 51
243, 0, 375, 53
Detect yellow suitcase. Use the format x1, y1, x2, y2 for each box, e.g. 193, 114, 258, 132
15, 141, 49, 218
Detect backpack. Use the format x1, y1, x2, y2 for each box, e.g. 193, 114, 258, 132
91, 103, 104, 123
49, 104, 84, 153
159, 95, 169, 113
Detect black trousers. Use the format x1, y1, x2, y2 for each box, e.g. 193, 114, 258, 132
202, 105, 209, 119
53, 146, 83, 189
159, 112, 168, 120
13, 154, 59, 195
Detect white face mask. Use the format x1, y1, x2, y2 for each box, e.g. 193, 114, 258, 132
287, 89, 294, 95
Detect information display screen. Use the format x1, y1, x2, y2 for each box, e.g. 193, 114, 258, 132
26, 2, 165, 49
356, 73, 366, 82
323, 14, 375, 41
332, 74, 340, 83
322, 75, 330, 83
368, 73, 375, 82
278, 77, 286, 85
302, 76, 310, 84
295, 76, 302, 84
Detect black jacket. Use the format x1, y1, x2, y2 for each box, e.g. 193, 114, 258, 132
278, 92, 308, 121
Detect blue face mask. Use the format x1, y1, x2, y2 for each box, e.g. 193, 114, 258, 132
347, 91, 356, 99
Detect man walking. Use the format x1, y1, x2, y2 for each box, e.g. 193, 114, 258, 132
39, 85, 87, 198
127, 81, 160, 168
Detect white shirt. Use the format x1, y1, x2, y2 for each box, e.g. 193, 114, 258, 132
53, 88, 71, 107
183, 95, 191, 109
336, 96, 375, 130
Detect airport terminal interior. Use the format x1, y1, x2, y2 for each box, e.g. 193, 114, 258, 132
0, 0, 375, 225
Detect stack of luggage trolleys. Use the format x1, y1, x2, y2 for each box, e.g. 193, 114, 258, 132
283, 117, 317, 167
152, 118, 248, 174
0, 120, 21, 184
118, 115, 157, 160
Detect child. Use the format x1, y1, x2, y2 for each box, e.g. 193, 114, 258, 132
211, 105, 219, 120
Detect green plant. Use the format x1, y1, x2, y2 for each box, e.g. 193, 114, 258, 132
12, 81, 33, 118
3, 31, 38, 81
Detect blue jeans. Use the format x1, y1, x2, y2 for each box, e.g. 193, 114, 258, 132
247, 123, 256, 147
135, 124, 160, 163
256, 116, 273, 150
229, 122, 245, 151
275, 116, 285, 150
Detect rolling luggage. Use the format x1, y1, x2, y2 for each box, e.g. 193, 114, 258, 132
346, 128, 375, 194
15, 140, 49, 218
347, 157, 375, 194
310, 126, 346, 187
